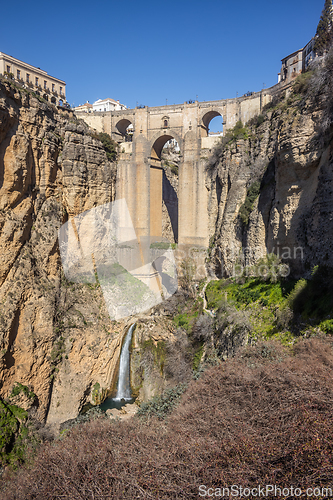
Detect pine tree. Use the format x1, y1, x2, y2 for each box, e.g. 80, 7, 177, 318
314, 0, 333, 55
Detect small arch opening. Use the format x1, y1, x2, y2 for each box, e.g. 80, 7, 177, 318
151, 134, 174, 160
115, 119, 133, 142
208, 116, 223, 138
201, 111, 223, 137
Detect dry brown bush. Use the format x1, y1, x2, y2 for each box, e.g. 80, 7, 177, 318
2, 338, 333, 499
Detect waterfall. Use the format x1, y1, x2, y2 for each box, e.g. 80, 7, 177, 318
114, 323, 135, 401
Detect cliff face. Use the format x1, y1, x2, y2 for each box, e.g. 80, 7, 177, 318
207, 81, 333, 279
0, 80, 122, 428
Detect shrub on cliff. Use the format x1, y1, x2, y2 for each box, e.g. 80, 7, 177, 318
238, 180, 261, 225
0, 398, 38, 468
223, 120, 249, 145
97, 132, 118, 162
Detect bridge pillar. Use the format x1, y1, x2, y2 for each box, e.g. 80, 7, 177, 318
150, 164, 163, 237
116, 136, 150, 242
178, 130, 209, 248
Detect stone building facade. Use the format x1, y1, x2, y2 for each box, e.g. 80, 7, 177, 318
278, 37, 316, 84
0, 51, 66, 105
278, 48, 304, 83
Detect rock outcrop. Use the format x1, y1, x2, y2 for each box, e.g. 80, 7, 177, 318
206, 81, 333, 278
0, 80, 120, 429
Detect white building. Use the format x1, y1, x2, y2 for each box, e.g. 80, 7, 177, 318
73, 102, 93, 113
92, 98, 126, 112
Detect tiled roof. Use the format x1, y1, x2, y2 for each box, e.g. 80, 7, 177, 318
94, 98, 118, 104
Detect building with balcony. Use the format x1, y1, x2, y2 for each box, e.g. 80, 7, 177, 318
0, 52, 66, 105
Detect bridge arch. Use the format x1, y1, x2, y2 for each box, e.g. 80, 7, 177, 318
149, 130, 183, 160
115, 118, 133, 141
200, 109, 224, 137
149, 131, 181, 243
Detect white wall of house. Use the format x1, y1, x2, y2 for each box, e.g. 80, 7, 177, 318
93, 98, 126, 112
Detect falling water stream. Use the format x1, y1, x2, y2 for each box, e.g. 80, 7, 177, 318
100, 323, 135, 411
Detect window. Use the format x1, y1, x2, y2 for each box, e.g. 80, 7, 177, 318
52, 83, 55, 92
44, 80, 47, 89
60, 86, 63, 95
6, 65, 10, 73
35, 77, 39, 86
17, 70, 20, 79
26, 73, 30, 83
164, 120, 168, 127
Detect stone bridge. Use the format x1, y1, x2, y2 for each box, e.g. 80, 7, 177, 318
77, 90, 274, 248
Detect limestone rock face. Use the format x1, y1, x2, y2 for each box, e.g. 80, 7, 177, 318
130, 315, 192, 403
0, 80, 117, 427
207, 97, 333, 278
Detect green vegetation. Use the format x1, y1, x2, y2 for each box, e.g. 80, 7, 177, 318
50, 337, 65, 364
162, 159, 179, 176
314, 0, 333, 55
205, 263, 333, 343
173, 298, 203, 334
169, 164, 178, 176
0, 76, 54, 106
223, 120, 249, 145
10, 383, 35, 401
238, 181, 261, 225
247, 114, 265, 128
192, 343, 204, 371
292, 70, 314, 95
150, 241, 170, 250
91, 383, 101, 405
97, 132, 118, 162
0, 398, 38, 467
136, 383, 187, 420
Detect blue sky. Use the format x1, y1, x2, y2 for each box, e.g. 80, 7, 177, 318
0, 0, 324, 114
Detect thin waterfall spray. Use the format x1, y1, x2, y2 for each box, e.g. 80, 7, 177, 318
114, 323, 135, 401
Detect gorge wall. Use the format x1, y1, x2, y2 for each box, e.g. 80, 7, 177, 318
205, 72, 333, 279
0, 79, 123, 429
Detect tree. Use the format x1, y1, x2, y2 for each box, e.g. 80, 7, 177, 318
314, 0, 333, 55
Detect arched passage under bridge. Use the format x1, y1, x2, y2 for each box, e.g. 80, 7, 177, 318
150, 133, 180, 242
